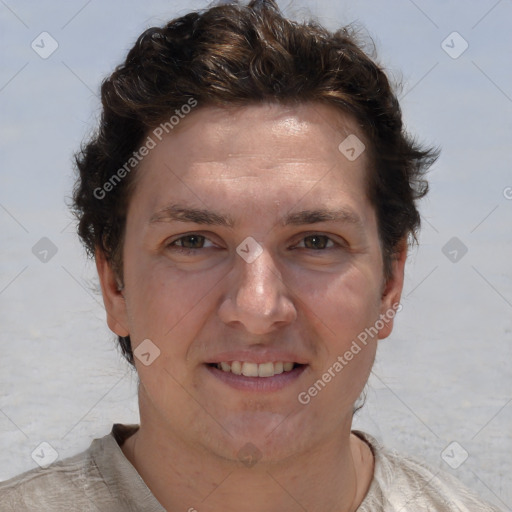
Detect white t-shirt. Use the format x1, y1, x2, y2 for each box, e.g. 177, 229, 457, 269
0, 424, 503, 511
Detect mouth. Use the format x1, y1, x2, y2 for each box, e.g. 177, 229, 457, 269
205, 361, 308, 392
207, 361, 303, 378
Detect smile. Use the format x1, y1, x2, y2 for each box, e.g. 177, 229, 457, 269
205, 360, 307, 392
211, 361, 300, 378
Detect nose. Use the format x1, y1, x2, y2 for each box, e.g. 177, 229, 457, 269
217, 246, 297, 335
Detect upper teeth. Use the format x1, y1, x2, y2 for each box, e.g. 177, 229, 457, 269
216, 361, 295, 377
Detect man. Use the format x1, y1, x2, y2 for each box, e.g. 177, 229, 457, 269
0, 1, 502, 510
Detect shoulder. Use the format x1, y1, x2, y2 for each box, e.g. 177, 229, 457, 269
0, 426, 138, 512
354, 431, 503, 512
0, 447, 100, 511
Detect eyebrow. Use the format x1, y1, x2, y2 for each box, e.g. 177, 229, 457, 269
149, 204, 363, 228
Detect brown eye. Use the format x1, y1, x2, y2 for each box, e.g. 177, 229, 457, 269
302, 235, 333, 250
177, 235, 206, 249
167, 234, 215, 252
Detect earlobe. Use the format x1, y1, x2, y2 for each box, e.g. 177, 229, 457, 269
95, 248, 130, 337
378, 240, 407, 340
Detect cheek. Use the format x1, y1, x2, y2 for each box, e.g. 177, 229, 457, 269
295, 265, 382, 339
122, 254, 224, 347
293, 266, 381, 398
298, 289, 379, 411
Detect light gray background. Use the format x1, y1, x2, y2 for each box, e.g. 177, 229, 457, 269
0, 0, 511, 510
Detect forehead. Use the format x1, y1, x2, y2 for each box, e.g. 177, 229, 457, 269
131, 103, 372, 224
148, 102, 367, 169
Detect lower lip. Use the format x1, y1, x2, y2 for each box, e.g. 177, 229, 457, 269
204, 364, 307, 392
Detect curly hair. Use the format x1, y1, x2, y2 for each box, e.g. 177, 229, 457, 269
71, 0, 438, 366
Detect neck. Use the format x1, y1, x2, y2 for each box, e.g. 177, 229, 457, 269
121, 412, 374, 512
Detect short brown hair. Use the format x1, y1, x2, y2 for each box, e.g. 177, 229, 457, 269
71, 0, 438, 366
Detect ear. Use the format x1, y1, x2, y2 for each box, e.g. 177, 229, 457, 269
95, 248, 130, 337
377, 239, 407, 340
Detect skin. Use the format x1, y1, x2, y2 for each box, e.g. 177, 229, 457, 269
96, 102, 407, 512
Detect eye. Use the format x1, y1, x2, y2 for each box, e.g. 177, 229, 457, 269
167, 234, 215, 252
166, 233, 343, 255
295, 234, 337, 250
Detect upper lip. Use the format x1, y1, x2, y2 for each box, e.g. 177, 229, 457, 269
204, 351, 309, 365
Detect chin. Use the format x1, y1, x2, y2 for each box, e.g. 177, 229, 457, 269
211, 410, 317, 463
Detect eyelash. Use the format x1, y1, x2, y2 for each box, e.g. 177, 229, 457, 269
166, 233, 343, 254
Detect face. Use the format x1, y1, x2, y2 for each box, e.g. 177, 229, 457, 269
97, 102, 405, 462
